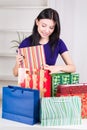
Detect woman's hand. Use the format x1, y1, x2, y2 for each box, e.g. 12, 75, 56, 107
44, 63, 76, 74
44, 64, 63, 74
16, 54, 24, 67
13, 54, 24, 77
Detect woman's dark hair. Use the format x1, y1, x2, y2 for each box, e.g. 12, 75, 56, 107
30, 8, 61, 53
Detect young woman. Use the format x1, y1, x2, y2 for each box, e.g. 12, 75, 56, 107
13, 8, 76, 77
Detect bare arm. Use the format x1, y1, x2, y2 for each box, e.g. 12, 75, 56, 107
44, 51, 76, 74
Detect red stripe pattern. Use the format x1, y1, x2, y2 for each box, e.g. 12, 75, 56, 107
18, 45, 51, 97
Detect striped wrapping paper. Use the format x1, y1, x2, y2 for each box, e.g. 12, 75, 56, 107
57, 93, 87, 119
41, 96, 81, 126
18, 45, 51, 97
18, 45, 45, 70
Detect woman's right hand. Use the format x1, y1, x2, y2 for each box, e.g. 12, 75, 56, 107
13, 54, 24, 77
16, 54, 24, 67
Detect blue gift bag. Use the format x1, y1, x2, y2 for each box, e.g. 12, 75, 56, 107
2, 86, 40, 125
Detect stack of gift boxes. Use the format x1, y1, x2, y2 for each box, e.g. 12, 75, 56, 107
41, 72, 87, 126
41, 72, 82, 126
51, 72, 79, 96
17, 45, 84, 126
2, 45, 87, 126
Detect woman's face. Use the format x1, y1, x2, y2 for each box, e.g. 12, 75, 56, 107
36, 19, 55, 40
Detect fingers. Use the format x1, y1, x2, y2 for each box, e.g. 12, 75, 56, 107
16, 54, 24, 66
44, 64, 49, 69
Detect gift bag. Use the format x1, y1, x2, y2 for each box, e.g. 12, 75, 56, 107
70, 73, 79, 84
18, 68, 51, 97
56, 83, 87, 118
41, 96, 81, 126
18, 45, 45, 70
2, 86, 40, 125
52, 73, 79, 96
18, 45, 51, 97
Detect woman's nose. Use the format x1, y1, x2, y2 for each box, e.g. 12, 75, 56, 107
45, 27, 49, 32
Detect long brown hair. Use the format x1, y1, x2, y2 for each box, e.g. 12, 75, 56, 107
30, 8, 61, 53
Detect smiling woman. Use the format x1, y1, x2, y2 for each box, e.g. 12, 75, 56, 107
13, 8, 76, 77
35, 19, 55, 44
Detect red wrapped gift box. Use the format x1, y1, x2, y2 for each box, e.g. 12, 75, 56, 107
57, 83, 87, 94
56, 83, 87, 118
18, 45, 51, 97
18, 68, 51, 97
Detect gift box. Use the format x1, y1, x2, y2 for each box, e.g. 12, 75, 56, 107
57, 83, 87, 94
18, 45, 46, 70
56, 83, 87, 118
70, 73, 79, 84
52, 73, 70, 96
52, 73, 79, 96
40, 96, 81, 126
18, 68, 51, 97
18, 45, 51, 97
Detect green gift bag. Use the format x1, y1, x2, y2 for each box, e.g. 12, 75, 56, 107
52, 73, 79, 96
52, 73, 70, 96
70, 73, 79, 84
41, 96, 81, 126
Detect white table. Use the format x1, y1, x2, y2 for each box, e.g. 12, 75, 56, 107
0, 100, 87, 130
0, 115, 87, 130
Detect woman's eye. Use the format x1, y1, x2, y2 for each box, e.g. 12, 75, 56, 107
42, 25, 46, 27
50, 27, 55, 30
50, 27, 54, 29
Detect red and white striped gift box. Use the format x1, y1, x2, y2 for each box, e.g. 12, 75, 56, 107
18, 45, 45, 70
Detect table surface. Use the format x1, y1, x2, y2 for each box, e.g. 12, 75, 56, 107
0, 115, 87, 130
0, 102, 87, 130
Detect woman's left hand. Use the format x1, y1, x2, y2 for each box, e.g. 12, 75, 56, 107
44, 64, 62, 74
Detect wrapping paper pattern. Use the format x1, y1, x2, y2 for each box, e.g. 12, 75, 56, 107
41, 96, 81, 126
18, 68, 51, 97
18, 45, 51, 97
70, 73, 79, 84
56, 83, 87, 94
56, 83, 87, 118
52, 73, 70, 96
52, 73, 79, 96
18, 45, 45, 70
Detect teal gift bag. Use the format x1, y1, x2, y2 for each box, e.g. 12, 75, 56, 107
41, 96, 81, 126
2, 86, 40, 125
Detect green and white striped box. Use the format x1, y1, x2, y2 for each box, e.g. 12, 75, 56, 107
41, 96, 81, 126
